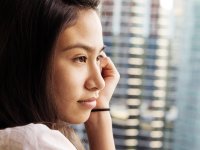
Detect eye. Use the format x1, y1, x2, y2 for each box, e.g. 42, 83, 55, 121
97, 55, 104, 61
74, 56, 87, 63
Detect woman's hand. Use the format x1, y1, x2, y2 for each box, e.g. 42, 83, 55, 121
95, 52, 120, 108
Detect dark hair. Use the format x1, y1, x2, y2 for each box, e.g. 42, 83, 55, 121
0, 0, 99, 128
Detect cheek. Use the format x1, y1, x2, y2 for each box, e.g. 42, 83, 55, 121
64, 69, 86, 88
53, 66, 87, 99
53, 57, 89, 98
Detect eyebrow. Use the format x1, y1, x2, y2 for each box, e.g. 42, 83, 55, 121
63, 43, 107, 53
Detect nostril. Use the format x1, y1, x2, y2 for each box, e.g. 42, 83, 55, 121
85, 74, 105, 91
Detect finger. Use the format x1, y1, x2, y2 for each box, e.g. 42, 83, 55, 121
101, 56, 120, 79
101, 51, 107, 57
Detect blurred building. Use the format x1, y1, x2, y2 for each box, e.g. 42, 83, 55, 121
172, 0, 200, 149
100, 0, 177, 149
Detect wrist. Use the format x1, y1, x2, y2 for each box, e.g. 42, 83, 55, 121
94, 97, 110, 109
85, 110, 112, 126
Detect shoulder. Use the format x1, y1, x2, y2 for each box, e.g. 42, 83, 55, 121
0, 123, 77, 150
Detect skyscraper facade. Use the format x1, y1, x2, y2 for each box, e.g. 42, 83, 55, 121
172, 0, 200, 149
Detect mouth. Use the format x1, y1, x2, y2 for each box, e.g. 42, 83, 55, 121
78, 98, 97, 102
77, 98, 97, 109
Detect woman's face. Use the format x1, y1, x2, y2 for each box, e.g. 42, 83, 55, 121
53, 9, 105, 124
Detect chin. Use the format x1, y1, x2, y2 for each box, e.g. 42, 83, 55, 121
77, 114, 91, 124
62, 112, 91, 124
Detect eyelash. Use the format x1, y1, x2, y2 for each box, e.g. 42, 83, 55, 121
74, 55, 103, 63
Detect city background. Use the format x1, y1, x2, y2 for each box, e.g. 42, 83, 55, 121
75, 0, 200, 149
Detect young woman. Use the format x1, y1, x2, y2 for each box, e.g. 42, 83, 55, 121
0, 0, 120, 149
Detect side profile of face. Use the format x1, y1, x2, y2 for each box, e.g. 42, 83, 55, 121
53, 9, 105, 124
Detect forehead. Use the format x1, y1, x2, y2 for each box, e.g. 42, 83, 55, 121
56, 9, 104, 52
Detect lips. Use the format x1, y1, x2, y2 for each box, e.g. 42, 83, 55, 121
78, 98, 97, 103
77, 98, 97, 109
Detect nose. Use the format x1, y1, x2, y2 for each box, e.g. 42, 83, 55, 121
85, 64, 105, 91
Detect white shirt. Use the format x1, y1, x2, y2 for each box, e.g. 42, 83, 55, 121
0, 123, 77, 150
